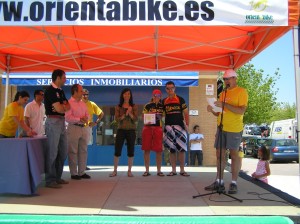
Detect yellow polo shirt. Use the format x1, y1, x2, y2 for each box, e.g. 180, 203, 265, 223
0, 102, 24, 137
85, 100, 103, 123
217, 86, 248, 132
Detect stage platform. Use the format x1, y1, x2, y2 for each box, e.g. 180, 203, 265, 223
0, 166, 299, 223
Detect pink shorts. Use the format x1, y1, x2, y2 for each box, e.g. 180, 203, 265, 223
142, 126, 163, 152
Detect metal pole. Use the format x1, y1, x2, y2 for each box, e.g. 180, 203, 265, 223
4, 55, 10, 107
292, 25, 300, 170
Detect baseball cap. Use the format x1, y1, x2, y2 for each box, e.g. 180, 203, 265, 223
223, 69, 237, 78
152, 89, 162, 96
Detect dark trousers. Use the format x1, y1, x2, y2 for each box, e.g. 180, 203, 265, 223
190, 150, 203, 166
114, 129, 136, 157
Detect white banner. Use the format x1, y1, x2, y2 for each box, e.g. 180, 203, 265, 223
0, 0, 288, 26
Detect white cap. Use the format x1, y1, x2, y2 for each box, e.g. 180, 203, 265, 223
223, 69, 237, 78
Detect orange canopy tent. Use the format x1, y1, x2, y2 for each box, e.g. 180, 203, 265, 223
0, 0, 299, 73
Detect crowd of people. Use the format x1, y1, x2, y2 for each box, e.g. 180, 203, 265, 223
0, 68, 272, 194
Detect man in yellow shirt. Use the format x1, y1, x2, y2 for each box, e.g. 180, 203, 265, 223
205, 69, 248, 194
82, 89, 104, 170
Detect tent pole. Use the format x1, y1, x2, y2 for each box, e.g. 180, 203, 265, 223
5, 55, 10, 107
292, 24, 300, 166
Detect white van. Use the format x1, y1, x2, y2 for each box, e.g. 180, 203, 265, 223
269, 119, 297, 140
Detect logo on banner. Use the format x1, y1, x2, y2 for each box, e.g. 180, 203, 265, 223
245, 0, 273, 24
249, 0, 268, 12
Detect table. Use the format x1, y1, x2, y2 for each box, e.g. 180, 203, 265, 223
0, 137, 47, 195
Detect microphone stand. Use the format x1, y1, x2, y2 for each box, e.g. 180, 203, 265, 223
193, 87, 242, 202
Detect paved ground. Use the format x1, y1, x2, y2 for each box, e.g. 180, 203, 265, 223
0, 165, 299, 218
239, 157, 300, 199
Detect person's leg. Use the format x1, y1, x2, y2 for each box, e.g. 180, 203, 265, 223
179, 151, 187, 173
216, 148, 227, 180
77, 128, 89, 176
156, 151, 162, 173
152, 126, 163, 174
198, 151, 203, 166
56, 126, 68, 181
230, 149, 239, 181
111, 129, 125, 175
190, 151, 196, 166
169, 151, 177, 173
164, 148, 170, 165
111, 156, 119, 175
144, 150, 150, 173
45, 119, 61, 185
126, 130, 136, 176
127, 156, 134, 176
142, 126, 152, 174
67, 125, 80, 176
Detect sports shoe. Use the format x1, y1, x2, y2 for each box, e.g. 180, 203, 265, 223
228, 183, 238, 194
204, 181, 225, 192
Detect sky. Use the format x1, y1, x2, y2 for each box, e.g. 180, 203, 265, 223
250, 30, 296, 105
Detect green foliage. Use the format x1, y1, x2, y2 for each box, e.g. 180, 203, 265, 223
236, 63, 280, 125
268, 102, 296, 122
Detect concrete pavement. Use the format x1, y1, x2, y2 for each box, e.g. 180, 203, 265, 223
0, 165, 299, 218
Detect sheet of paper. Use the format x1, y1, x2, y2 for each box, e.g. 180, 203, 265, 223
144, 114, 156, 125
207, 97, 222, 113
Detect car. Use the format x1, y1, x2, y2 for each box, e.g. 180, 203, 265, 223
242, 135, 267, 156
248, 137, 270, 158
261, 138, 299, 163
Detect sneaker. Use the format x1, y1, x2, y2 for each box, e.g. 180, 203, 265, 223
46, 182, 62, 189
71, 175, 81, 180
56, 179, 69, 184
86, 167, 91, 170
80, 173, 91, 179
228, 183, 238, 194
204, 181, 225, 192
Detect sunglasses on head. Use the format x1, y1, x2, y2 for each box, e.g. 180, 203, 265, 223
153, 94, 161, 97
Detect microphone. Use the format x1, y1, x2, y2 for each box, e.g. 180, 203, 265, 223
223, 84, 230, 91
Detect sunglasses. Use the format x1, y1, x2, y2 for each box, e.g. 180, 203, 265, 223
153, 94, 161, 97
166, 87, 175, 91
223, 77, 234, 81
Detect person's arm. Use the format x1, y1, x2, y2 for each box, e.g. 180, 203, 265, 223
252, 161, 271, 179
52, 101, 70, 114
12, 117, 36, 136
127, 105, 138, 121
183, 108, 189, 126
207, 105, 220, 117
96, 111, 104, 124
214, 88, 248, 115
24, 116, 30, 128
214, 101, 247, 115
115, 106, 125, 122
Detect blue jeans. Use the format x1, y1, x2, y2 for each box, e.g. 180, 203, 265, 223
45, 117, 67, 184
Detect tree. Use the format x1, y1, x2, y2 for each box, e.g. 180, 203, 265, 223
236, 63, 280, 125
269, 102, 296, 122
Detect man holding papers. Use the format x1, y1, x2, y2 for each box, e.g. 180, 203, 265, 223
141, 89, 164, 177
205, 69, 248, 194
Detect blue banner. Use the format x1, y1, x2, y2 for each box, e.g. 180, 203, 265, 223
2, 72, 198, 87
